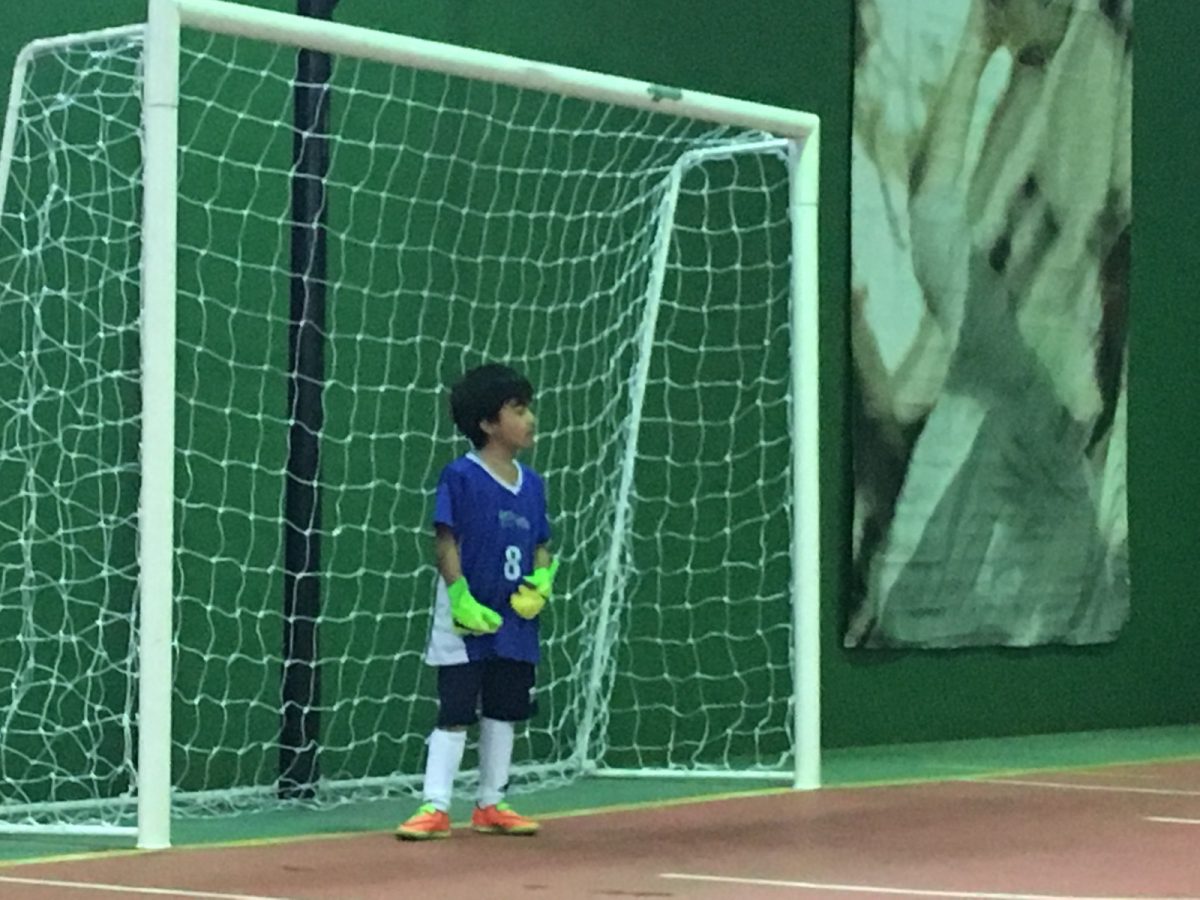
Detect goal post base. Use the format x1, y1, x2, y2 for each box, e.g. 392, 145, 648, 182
586, 767, 796, 783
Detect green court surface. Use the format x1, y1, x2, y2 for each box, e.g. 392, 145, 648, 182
2, 723, 1196, 867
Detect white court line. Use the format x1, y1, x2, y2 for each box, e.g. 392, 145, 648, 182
660, 872, 1199, 899
972, 778, 1200, 797
1145, 816, 1200, 826
0, 875, 294, 900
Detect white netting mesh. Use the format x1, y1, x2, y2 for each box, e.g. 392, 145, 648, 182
0, 23, 797, 829
0, 29, 144, 827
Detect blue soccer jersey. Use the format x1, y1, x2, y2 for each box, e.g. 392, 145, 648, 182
424, 453, 551, 666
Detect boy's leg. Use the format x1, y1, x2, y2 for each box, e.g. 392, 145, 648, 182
476, 717, 513, 808
424, 662, 484, 808
474, 659, 538, 835
397, 662, 482, 840
422, 728, 467, 811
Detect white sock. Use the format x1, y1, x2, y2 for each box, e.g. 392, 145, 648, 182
477, 717, 515, 808
421, 728, 466, 811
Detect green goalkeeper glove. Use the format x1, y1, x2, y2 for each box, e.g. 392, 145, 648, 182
448, 577, 502, 635
510, 558, 560, 620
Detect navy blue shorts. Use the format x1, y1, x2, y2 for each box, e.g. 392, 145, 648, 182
436, 658, 537, 727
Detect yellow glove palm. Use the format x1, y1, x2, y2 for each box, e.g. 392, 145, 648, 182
510, 558, 560, 620
509, 583, 546, 620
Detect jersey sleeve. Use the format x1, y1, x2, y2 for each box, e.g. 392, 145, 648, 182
433, 466, 458, 530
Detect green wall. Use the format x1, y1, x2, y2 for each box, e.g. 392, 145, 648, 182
0, 0, 1194, 789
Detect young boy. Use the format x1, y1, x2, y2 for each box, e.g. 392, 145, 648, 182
396, 363, 559, 841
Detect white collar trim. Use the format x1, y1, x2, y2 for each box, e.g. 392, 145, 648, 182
466, 452, 523, 494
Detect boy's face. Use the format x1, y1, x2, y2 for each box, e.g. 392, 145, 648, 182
481, 399, 536, 452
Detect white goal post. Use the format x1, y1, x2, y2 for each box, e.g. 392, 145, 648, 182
0, 0, 820, 850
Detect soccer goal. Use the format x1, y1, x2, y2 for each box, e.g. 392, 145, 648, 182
0, 0, 820, 849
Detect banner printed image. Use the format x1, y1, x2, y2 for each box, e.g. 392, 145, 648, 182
847, 0, 1131, 648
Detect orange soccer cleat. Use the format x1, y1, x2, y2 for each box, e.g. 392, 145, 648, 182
471, 801, 540, 836
395, 803, 452, 841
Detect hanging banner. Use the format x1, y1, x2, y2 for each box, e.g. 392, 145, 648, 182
847, 0, 1131, 648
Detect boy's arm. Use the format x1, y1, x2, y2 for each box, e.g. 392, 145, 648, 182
435, 524, 500, 634
533, 544, 552, 572
434, 524, 464, 584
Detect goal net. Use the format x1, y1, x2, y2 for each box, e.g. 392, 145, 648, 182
0, 1, 819, 842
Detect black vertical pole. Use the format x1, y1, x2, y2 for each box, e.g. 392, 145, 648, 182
280, 0, 338, 800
